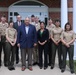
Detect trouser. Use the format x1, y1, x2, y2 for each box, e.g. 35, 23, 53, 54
33, 45, 39, 63
6, 42, 16, 68
62, 45, 74, 71
21, 48, 33, 68
15, 44, 19, 62
0, 41, 7, 65
47, 39, 52, 65
51, 42, 62, 68
38, 43, 48, 67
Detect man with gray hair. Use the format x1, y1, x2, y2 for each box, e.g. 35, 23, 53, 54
14, 15, 23, 64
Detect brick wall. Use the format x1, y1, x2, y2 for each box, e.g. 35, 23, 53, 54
68, 12, 73, 28
0, 0, 73, 27
0, 0, 73, 8
68, 0, 73, 8
0, 0, 60, 8
49, 12, 60, 23
49, 12, 73, 28
0, 12, 8, 22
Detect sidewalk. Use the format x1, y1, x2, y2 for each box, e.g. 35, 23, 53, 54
0, 57, 75, 75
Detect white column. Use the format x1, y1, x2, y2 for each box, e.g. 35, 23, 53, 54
73, 0, 76, 60
61, 0, 68, 29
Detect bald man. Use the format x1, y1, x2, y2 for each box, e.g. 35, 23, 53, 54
14, 15, 23, 64
17, 17, 37, 71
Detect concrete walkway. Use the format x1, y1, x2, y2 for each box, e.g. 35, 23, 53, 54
0, 59, 75, 75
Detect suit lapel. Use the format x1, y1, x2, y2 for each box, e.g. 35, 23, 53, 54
23, 24, 31, 34
23, 24, 26, 34
28, 25, 31, 34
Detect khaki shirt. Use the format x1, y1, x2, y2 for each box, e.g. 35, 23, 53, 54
30, 22, 35, 25
30, 22, 40, 31
34, 22, 40, 31
61, 30, 75, 45
46, 24, 55, 36
51, 27, 63, 42
6, 28, 17, 42
0, 22, 8, 36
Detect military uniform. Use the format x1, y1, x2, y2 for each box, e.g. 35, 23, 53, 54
0, 22, 8, 66
32, 22, 40, 65
46, 24, 55, 66
14, 21, 23, 64
61, 30, 75, 72
35, 22, 40, 31
5, 27, 17, 68
46, 24, 55, 36
51, 27, 63, 69
30, 22, 35, 26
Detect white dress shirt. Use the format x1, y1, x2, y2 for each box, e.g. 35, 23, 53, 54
25, 26, 29, 34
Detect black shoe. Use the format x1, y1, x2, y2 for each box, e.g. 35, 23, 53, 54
39, 66, 42, 69
16, 61, 19, 64
4, 64, 8, 67
71, 70, 74, 74
11, 67, 15, 70
48, 63, 51, 66
0, 64, 1, 67
51, 66, 54, 69
8, 67, 13, 71
8, 67, 15, 71
61, 69, 65, 73
33, 62, 37, 66
59, 66, 62, 69
37, 62, 39, 66
44, 67, 47, 70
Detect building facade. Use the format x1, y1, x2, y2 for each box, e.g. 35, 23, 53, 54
0, 0, 76, 59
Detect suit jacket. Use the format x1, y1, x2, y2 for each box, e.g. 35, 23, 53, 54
17, 23, 37, 49
14, 21, 23, 31
37, 28, 49, 43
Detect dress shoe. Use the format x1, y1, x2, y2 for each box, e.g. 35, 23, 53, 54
16, 61, 19, 64
44, 67, 47, 70
11, 66, 15, 70
8, 66, 15, 71
71, 70, 74, 74
48, 63, 51, 66
39, 67, 42, 69
21, 67, 26, 71
61, 69, 65, 73
28, 67, 33, 71
4, 64, 8, 67
51, 66, 54, 69
0, 64, 1, 68
59, 66, 62, 69
33, 62, 37, 66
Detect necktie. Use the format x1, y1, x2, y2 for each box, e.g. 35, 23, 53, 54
18, 21, 21, 26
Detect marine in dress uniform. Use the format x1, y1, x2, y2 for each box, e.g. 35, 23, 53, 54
14, 15, 23, 64
33, 16, 40, 65
6, 21, 17, 70
46, 19, 55, 66
61, 22, 75, 74
51, 19, 63, 69
0, 16, 8, 67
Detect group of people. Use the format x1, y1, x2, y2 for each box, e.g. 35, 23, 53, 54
0, 15, 76, 74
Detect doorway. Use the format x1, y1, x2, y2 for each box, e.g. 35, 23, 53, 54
8, 0, 48, 23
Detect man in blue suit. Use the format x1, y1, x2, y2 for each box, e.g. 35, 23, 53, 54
17, 17, 37, 71
14, 15, 23, 64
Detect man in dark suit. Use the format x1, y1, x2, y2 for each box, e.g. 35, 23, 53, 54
14, 15, 23, 64
17, 17, 37, 71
